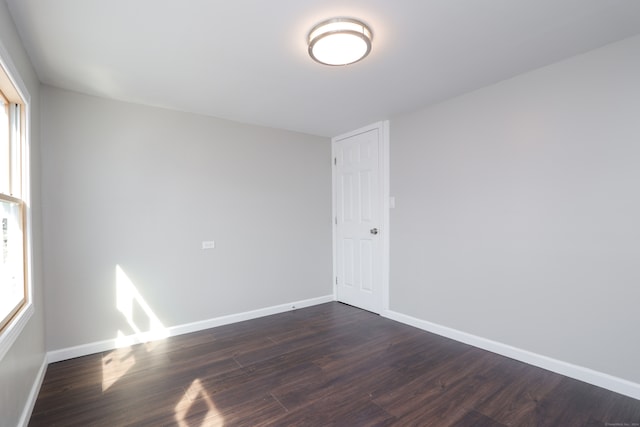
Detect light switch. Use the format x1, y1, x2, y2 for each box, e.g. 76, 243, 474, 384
202, 241, 215, 249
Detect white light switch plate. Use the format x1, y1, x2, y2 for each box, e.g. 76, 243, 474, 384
202, 241, 215, 249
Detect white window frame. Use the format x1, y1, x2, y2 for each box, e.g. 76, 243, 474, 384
0, 39, 33, 363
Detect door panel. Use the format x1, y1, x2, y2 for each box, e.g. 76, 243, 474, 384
334, 128, 381, 313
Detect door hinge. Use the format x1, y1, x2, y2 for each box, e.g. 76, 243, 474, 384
335, 216, 338, 225
335, 277, 338, 285
334, 157, 337, 165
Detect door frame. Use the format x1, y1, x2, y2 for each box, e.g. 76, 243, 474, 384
331, 120, 390, 314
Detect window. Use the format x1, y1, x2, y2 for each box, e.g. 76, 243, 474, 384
1, 93, 26, 331
0, 42, 32, 362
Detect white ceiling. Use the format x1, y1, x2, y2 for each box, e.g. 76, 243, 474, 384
6, 0, 640, 137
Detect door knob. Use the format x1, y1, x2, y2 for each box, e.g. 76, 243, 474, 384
370, 228, 379, 235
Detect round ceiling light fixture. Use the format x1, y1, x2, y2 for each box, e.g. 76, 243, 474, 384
308, 18, 372, 66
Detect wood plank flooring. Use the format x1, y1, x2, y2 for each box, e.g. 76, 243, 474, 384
29, 302, 640, 426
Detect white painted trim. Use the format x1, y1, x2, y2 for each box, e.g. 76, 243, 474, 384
331, 121, 390, 314
169, 295, 332, 337
380, 121, 390, 312
383, 309, 640, 401
17, 356, 47, 427
331, 139, 338, 301
47, 295, 333, 363
0, 303, 33, 363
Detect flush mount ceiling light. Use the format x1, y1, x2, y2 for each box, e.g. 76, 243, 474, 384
308, 18, 372, 66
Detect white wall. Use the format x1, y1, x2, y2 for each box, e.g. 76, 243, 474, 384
0, 2, 45, 427
390, 35, 640, 384
41, 86, 332, 352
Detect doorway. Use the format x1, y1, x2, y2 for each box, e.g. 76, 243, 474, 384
332, 121, 389, 314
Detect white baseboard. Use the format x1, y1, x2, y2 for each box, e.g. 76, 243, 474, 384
167, 295, 333, 337
18, 356, 48, 427
47, 295, 333, 363
382, 309, 640, 401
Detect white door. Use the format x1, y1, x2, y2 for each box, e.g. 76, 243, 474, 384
333, 123, 386, 313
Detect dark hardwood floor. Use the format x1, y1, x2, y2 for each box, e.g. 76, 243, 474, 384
29, 302, 640, 426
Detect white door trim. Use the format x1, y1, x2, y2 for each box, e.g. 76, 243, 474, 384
332, 121, 390, 313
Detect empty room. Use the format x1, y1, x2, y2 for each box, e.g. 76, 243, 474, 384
1, 1, 640, 426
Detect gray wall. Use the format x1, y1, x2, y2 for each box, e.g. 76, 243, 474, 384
390, 35, 640, 383
41, 86, 332, 351
0, 2, 45, 427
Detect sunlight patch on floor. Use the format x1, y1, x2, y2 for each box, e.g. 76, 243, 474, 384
101, 346, 136, 392
175, 379, 225, 426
